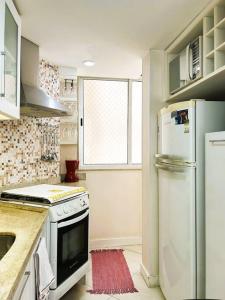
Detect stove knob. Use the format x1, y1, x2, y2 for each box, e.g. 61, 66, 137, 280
57, 208, 63, 216
63, 206, 69, 214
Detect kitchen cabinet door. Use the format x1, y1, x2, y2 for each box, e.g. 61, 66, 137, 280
13, 260, 33, 300
13, 242, 38, 300
0, 0, 21, 119
205, 131, 225, 299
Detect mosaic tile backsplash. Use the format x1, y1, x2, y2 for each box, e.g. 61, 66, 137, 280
0, 60, 60, 187
40, 59, 60, 100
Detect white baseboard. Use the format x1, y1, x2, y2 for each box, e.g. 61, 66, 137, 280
140, 263, 159, 287
90, 236, 142, 249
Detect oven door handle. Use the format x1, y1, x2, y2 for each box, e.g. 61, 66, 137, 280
58, 209, 89, 228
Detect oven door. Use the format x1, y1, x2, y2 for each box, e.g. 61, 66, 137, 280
50, 208, 89, 288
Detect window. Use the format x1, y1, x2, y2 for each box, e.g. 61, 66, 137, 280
78, 77, 142, 169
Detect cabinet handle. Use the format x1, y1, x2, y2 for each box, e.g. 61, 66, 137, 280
18, 271, 31, 300
209, 139, 225, 144
0, 51, 5, 97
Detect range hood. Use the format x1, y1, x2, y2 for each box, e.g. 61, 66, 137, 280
20, 37, 70, 117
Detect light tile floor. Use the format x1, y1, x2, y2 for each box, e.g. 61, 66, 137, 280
61, 245, 165, 300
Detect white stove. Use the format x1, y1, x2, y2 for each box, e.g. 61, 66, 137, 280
1, 184, 86, 204
1, 184, 90, 300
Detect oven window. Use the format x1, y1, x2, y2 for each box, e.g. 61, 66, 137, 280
62, 225, 84, 263
57, 211, 89, 286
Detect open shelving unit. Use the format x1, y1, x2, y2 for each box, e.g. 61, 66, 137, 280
166, 0, 225, 102
204, 11, 214, 75
58, 67, 78, 145
204, 5, 225, 74
166, 66, 225, 102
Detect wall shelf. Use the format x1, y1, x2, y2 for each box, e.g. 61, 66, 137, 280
206, 28, 215, 37
166, 0, 225, 101
205, 17, 225, 34
216, 40, 225, 50
59, 96, 77, 102
216, 16, 225, 28
60, 142, 77, 145
60, 122, 77, 145
206, 50, 215, 58
58, 66, 78, 145
167, 65, 225, 102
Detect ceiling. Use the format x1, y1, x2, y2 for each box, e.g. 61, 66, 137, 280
15, 0, 210, 78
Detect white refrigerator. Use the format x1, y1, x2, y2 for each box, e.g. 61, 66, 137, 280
156, 100, 225, 300
205, 131, 225, 299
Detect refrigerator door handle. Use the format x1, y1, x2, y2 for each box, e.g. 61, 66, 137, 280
155, 163, 196, 173
155, 154, 169, 159
209, 139, 225, 144
155, 163, 185, 173
155, 154, 195, 167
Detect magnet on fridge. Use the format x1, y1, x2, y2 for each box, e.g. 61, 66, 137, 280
184, 123, 189, 133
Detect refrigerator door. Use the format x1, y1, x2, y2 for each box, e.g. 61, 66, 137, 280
205, 131, 225, 299
158, 100, 195, 162
157, 162, 196, 300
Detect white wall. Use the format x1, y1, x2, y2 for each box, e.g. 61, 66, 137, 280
141, 50, 165, 287
84, 170, 142, 248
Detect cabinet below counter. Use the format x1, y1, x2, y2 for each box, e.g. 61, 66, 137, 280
0, 202, 48, 300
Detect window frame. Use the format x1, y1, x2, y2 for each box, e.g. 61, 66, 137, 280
78, 76, 142, 170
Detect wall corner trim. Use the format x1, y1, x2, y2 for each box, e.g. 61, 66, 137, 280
140, 263, 159, 288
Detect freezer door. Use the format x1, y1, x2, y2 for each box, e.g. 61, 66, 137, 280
158, 100, 195, 162
205, 132, 225, 299
158, 163, 196, 300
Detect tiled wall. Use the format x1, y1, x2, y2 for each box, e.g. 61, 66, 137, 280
0, 60, 60, 187
40, 59, 60, 100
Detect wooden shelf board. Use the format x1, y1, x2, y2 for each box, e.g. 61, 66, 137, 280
203, 17, 225, 36
59, 96, 77, 102
60, 142, 77, 145
60, 121, 77, 124
216, 16, 225, 28
206, 50, 215, 58
166, 65, 225, 102
60, 119, 77, 123
216, 41, 225, 51
206, 27, 214, 37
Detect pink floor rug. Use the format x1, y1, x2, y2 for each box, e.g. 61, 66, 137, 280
88, 249, 138, 295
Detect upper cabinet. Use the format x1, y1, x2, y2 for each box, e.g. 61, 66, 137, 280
166, 0, 225, 103
0, 0, 21, 119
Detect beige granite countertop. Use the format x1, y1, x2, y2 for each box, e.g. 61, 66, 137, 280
0, 202, 48, 300
59, 180, 87, 188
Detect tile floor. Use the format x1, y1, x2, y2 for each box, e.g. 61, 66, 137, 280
61, 245, 165, 300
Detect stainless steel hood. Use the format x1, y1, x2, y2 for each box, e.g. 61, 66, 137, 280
20, 37, 70, 117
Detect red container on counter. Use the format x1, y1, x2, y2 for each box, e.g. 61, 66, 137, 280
65, 160, 79, 182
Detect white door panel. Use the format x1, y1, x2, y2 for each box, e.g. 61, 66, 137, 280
159, 165, 196, 300
159, 101, 195, 162
206, 132, 225, 299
